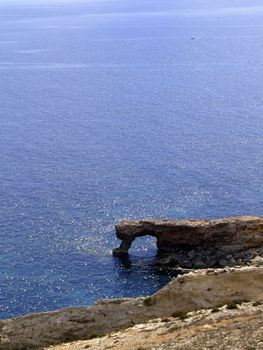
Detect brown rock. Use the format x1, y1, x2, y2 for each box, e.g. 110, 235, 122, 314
1, 267, 262, 350
45, 303, 263, 350
113, 216, 263, 255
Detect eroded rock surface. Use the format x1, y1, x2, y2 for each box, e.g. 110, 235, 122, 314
157, 245, 263, 269
46, 302, 263, 350
113, 216, 263, 267
0, 267, 262, 350
114, 216, 263, 253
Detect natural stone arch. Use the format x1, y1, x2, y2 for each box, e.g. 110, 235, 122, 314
113, 217, 263, 262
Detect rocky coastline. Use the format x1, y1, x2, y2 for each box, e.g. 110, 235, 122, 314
47, 300, 263, 350
1, 266, 262, 350
0, 216, 262, 350
113, 216, 263, 269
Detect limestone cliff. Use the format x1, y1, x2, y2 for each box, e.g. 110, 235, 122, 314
47, 302, 263, 350
0, 267, 262, 350
113, 216, 263, 268
1, 216, 262, 350
114, 216, 263, 254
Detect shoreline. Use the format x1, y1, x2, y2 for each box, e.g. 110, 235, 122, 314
1, 215, 262, 349
114, 216, 263, 268
0, 266, 262, 349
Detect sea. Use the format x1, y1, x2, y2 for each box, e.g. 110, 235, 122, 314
0, 0, 262, 319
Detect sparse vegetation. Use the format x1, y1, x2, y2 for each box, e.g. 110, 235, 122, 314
171, 311, 188, 320
211, 307, 220, 313
226, 299, 249, 309
235, 299, 249, 305
226, 302, 238, 310
87, 334, 100, 340
252, 301, 262, 307
143, 297, 156, 307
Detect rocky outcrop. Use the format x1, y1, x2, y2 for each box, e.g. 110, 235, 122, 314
1, 266, 262, 350
1, 217, 261, 350
114, 216, 263, 253
113, 216, 263, 267
157, 245, 263, 269
46, 302, 263, 350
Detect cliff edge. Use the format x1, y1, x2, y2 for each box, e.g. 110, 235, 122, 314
113, 216, 263, 268
1, 267, 262, 350
1, 216, 262, 350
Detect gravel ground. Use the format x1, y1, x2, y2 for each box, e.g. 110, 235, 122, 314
47, 302, 263, 350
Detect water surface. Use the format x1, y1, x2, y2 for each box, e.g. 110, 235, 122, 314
0, 0, 262, 319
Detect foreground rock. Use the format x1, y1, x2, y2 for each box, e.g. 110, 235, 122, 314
0, 267, 262, 350
46, 302, 263, 350
113, 216, 263, 268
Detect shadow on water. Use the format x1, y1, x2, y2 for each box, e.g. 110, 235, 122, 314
111, 250, 182, 300
114, 235, 183, 278
117, 254, 133, 269
116, 251, 182, 275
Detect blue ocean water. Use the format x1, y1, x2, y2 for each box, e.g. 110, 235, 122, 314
0, 0, 262, 319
